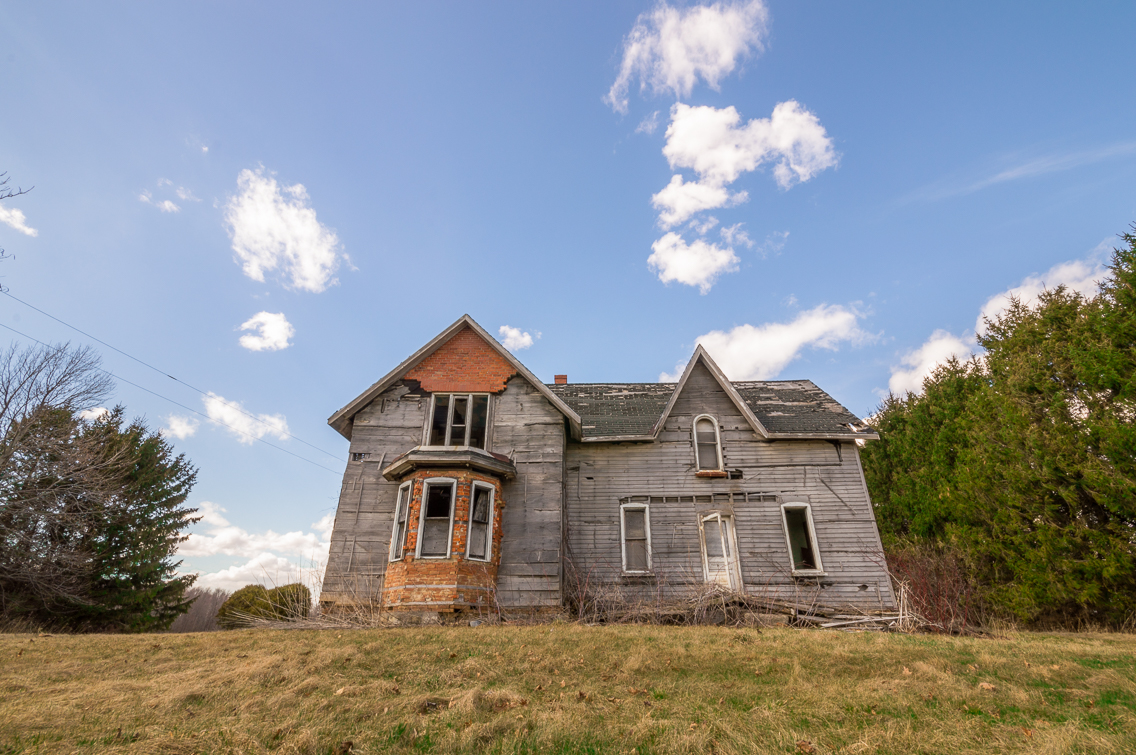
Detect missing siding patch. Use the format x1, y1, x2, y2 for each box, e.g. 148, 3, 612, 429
351, 452, 370, 462
728, 469, 743, 479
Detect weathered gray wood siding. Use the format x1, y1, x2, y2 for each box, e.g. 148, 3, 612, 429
564, 362, 895, 611
322, 376, 565, 609
491, 376, 565, 608
322, 383, 426, 601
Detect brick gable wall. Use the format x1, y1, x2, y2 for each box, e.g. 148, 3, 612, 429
403, 326, 517, 394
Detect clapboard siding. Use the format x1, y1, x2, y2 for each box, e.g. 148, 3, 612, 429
493, 376, 565, 607
322, 384, 426, 599
564, 362, 895, 610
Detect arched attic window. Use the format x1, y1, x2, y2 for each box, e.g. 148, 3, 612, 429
693, 415, 723, 471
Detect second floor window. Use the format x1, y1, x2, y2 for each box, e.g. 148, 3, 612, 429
428, 394, 489, 448
693, 415, 723, 471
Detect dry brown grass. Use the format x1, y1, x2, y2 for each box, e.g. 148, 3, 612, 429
1, 624, 1134, 754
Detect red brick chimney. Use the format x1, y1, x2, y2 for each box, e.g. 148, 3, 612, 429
554, 374, 568, 385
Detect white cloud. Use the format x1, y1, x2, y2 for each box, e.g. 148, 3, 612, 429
605, 0, 769, 114
139, 190, 180, 213
887, 246, 1108, 395
887, 330, 977, 396
720, 223, 755, 248
976, 255, 1106, 334
197, 501, 231, 528
176, 186, 201, 202
757, 229, 789, 257
192, 553, 310, 593
163, 414, 199, 439
636, 111, 661, 135
650, 101, 836, 230
498, 325, 537, 352
0, 204, 38, 237
648, 232, 740, 294
651, 174, 745, 229
158, 178, 172, 188
224, 166, 345, 293
181, 509, 334, 594
689, 215, 720, 235
79, 407, 109, 421
239, 311, 295, 351
203, 392, 289, 445
663, 101, 839, 189
662, 304, 870, 381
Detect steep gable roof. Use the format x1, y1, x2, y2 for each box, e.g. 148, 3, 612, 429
547, 347, 877, 442
328, 315, 582, 440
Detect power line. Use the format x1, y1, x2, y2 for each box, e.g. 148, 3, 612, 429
1, 290, 343, 461
0, 321, 342, 476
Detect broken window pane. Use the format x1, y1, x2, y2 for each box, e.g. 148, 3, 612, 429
468, 396, 489, 449
703, 516, 724, 559
450, 396, 468, 445
622, 507, 649, 572
784, 507, 818, 570
468, 486, 491, 560
430, 395, 450, 446
696, 417, 720, 469
421, 483, 454, 557
390, 485, 410, 561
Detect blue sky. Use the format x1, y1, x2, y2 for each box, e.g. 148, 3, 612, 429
2, 2, 1134, 590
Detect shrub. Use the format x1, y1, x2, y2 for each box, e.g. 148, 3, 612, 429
215, 583, 312, 629
216, 585, 272, 629
267, 583, 311, 620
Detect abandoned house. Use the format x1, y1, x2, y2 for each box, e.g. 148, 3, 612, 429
320, 315, 895, 617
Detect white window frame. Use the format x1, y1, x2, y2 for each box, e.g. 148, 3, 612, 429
692, 414, 724, 471
619, 502, 652, 574
779, 502, 825, 575
425, 393, 491, 448
698, 512, 741, 589
388, 481, 413, 562
465, 482, 495, 562
415, 477, 457, 559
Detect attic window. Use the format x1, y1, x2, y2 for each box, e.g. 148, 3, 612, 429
428, 394, 489, 448
781, 503, 824, 574
692, 415, 723, 472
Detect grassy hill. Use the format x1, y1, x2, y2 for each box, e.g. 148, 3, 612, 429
2, 624, 1134, 754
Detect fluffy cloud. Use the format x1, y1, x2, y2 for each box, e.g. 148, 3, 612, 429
163, 414, 199, 440
78, 407, 109, 421
652, 175, 745, 229
175, 186, 200, 202
605, 0, 769, 114
183, 509, 334, 594
720, 223, 755, 248
648, 232, 740, 294
239, 311, 295, 351
651, 101, 836, 231
636, 111, 661, 135
664, 100, 838, 187
0, 205, 37, 237
976, 256, 1106, 334
887, 330, 977, 396
663, 304, 870, 381
139, 190, 180, 213
224, 167, 345, 293
498, 325, 537, 352
888, 250, 1108, 395
192, 553, 309, 593
203, 392, 289, 445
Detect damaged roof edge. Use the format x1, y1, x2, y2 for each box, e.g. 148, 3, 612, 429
327, 314, 582, 441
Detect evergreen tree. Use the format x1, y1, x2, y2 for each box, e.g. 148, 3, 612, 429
863, 228, 1136, 626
